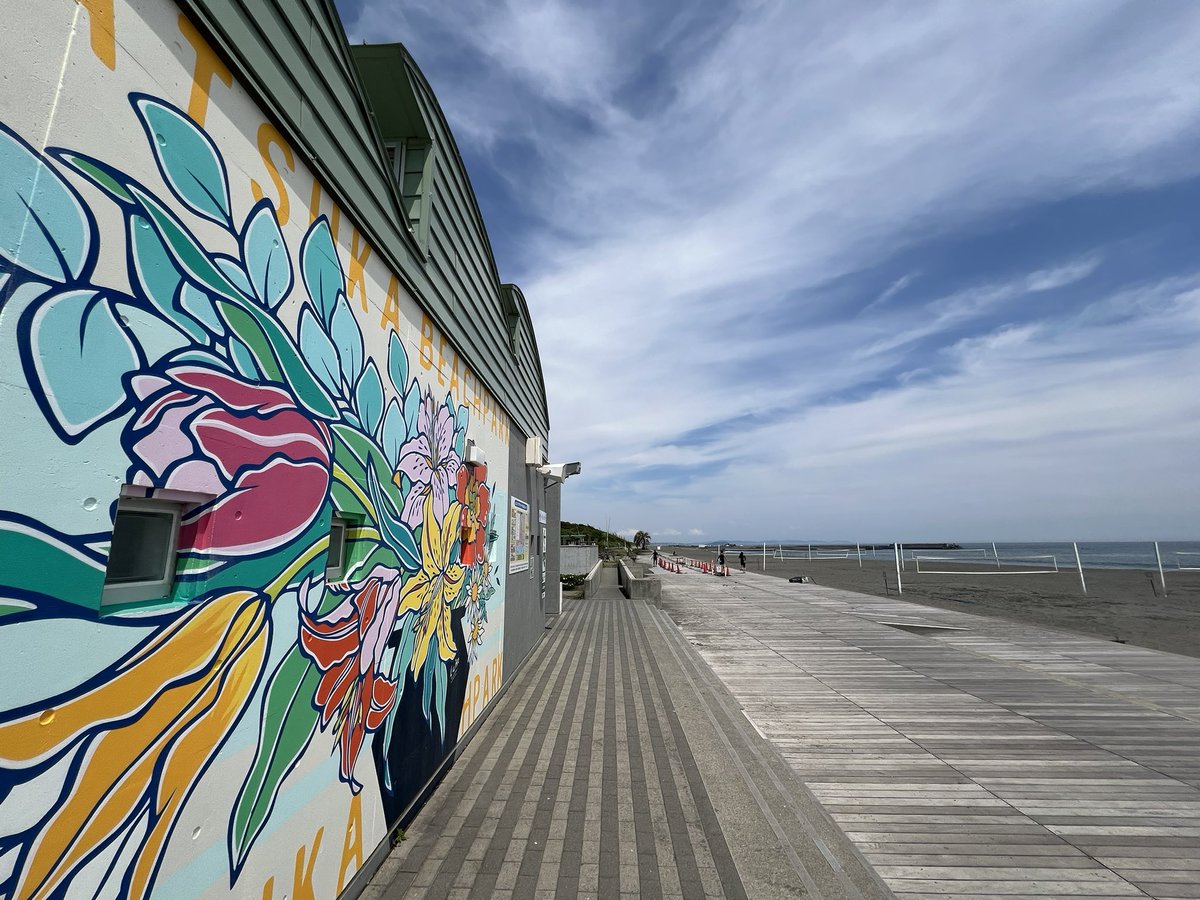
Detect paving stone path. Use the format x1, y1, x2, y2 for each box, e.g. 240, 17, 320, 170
365, 564, 889, 899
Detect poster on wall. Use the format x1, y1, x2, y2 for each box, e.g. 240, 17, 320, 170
509, 498, 530, 573
539, 510, 548, 607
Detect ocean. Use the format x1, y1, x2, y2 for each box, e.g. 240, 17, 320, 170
751, 541, 1200, 571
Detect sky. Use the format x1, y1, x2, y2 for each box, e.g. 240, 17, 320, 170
336, 0, 1200, 543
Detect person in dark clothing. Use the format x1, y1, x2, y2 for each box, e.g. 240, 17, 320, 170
653, 550, 659, 565
718, 550, 726, 570
739, 551, 746, 572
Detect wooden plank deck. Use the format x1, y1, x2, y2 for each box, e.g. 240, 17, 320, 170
661, 570, 1200, 899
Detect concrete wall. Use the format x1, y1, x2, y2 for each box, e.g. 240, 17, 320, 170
0, 3, 550, 898
560, 544, 598, 576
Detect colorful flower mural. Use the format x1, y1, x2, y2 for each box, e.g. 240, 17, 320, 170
0, 83, 503, 899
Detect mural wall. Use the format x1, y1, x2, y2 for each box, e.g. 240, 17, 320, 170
0, 2, 514, 897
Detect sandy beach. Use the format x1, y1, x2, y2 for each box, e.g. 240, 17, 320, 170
661, 547, 1200, 659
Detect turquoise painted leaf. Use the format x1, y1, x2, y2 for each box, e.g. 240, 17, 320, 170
421, 660, 434, 725
433, 658, 448, 742
128, 214, 207, 343
242, 200, 292, 309
355, 360, 384, 436
298, 306, 341, 396
229, 643, 322, 878
23, 290, 142, 442
387, 330, 408, 394
177, 282, 222, 336
133, 96, 232, 227
299, 216, 343, 323
229, 336, 260, 379
0, 123, 93, 283
365, 463, 420, 571
381, 399, 405, 468
455, 405, 469, 457
215, 255, 254, 299
167, 347, 230, 370
128, 184, 248, 305
329, 293, 363, 388
403, 382, 420, 436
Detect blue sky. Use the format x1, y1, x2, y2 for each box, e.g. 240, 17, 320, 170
338, 0, 1200, 543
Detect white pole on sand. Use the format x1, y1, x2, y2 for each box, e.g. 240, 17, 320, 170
899, 542, 905, 571
894, 543, 903, 594
1073, 542, 1087, 595
808, 543, 812, 560
992, 541, 1000, 569
1155, 541, 1167, 595
762, 541, 766, 571
856, 542, 862, 568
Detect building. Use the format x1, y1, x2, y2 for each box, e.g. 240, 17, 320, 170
0, 1, 560, 896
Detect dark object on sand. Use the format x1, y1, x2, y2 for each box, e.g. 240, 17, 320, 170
788, 575, 813, 584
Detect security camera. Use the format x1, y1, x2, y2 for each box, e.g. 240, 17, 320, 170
537, 461, 582, 484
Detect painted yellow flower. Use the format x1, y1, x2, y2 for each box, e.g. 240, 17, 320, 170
399, 494, 466, 674
0, 591, 269, 900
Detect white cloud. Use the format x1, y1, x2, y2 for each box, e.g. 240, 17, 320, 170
347, 0, 1200, 538
1025, 256, 1102, 292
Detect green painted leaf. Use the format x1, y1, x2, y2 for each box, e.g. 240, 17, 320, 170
330, 481, 369, 520
0, 516, 106, 607
212, 297, 338, 419
433, 657, 448, 742
229, 643, 322, 878
128, 183, 247, 304
49, 150, 135, 204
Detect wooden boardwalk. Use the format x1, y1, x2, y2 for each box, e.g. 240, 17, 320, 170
661, 569, 1200, 899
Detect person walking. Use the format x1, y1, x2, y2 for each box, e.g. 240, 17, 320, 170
718, 550, 726, 572
653, 549, 659, 566
739, 551, 746, 572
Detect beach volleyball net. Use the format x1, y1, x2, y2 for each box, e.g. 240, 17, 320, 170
911, 552, 1059, 575
772, 546, 854, 560
1175, 552, 1200, 571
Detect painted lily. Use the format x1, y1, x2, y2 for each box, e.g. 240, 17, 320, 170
398, 494, 466, 675
394, 390, 461, 528
0, 591, 269, 900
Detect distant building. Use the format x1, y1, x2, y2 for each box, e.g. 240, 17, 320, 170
0, 2, 558, 897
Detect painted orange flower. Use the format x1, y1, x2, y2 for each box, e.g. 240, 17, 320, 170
298, 568, 401, 791
456, 463, 490, 566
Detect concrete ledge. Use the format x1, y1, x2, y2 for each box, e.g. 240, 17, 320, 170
582, 559, 604, 599
618, 558, 662, 605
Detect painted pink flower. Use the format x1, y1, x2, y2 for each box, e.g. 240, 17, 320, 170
125, 365, 331, 557
394, 390, 461, 528
298, 567, 401, 790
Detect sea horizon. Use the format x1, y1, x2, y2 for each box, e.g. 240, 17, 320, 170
661, 540, 1200, 572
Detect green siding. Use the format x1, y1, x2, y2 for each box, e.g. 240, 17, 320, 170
178, 1, 550, 443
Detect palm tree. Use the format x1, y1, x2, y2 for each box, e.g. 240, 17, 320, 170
632, 530, 651, 550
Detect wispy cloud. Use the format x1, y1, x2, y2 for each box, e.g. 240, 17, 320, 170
342, 0, 1200, 539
